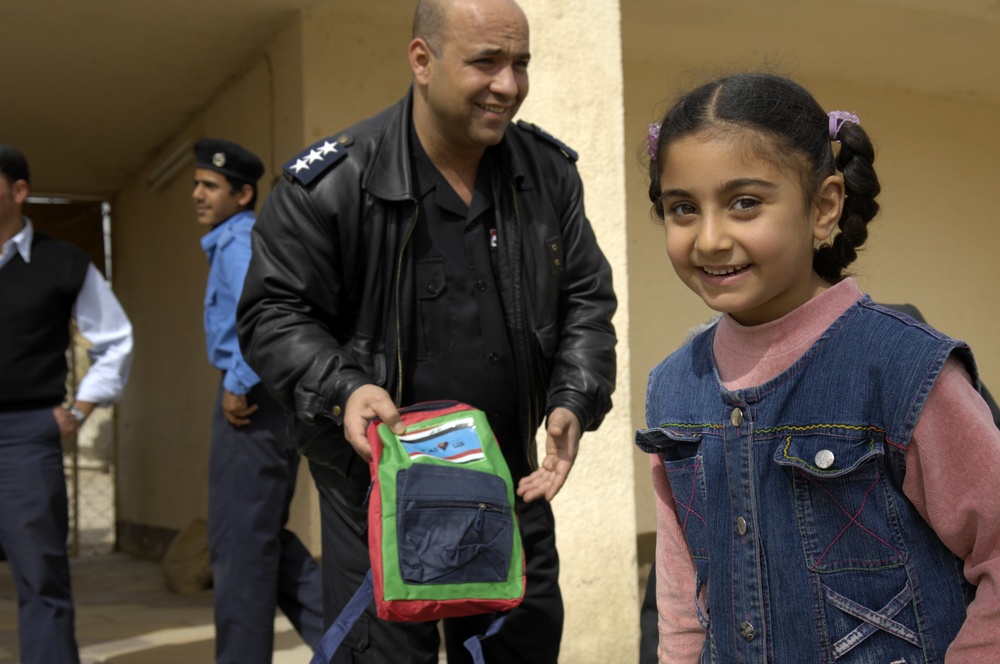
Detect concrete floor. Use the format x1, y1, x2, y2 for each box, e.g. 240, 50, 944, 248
0, 554, 312, 664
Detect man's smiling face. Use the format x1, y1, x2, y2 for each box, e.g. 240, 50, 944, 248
418, 0, 530, 155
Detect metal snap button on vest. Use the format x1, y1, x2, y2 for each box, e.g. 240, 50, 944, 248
735, 516, 747, 536
331, 405, 342, 417
731, 408, 743, 427
814, 449, 835, 469
739, 621, 755, 641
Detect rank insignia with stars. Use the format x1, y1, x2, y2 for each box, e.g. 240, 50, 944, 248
283, 133, 354, 186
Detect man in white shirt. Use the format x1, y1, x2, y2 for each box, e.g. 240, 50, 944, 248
0, 144, 133, 664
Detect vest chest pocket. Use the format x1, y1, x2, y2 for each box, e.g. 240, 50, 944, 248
636, 427, 711, 560
774, 433, 907, 572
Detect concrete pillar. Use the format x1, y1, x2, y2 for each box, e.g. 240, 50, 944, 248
518, 1, 638, 661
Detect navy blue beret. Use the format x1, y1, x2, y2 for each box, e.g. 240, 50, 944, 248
193, 138, 264, 184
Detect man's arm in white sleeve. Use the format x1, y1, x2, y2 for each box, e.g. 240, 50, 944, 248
72, 263, 134, 406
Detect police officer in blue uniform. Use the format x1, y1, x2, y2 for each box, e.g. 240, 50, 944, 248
192, 138, 324, 663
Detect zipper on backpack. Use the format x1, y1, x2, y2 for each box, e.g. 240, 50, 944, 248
411, 500, 504, 531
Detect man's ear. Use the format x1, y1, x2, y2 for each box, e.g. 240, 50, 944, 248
813, 174, 844, 243
11, 179, 30, 206
236, 183, 254, 208
409, 38, 433, 85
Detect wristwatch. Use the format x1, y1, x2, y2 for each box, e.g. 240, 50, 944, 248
68, 406, 87, 425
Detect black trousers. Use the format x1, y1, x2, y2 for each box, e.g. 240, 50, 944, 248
0, 408, 79, 664
314, 464, 563, 664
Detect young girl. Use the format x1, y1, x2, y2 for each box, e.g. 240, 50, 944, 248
636, 73, 1000, 663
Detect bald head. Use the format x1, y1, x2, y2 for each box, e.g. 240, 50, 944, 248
413, 0, 525, 56
408, 0, 529, 162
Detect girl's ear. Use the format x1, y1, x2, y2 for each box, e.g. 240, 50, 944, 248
812, 175, 844, 242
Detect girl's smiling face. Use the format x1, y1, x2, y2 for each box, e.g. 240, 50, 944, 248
658, 129, 843, 326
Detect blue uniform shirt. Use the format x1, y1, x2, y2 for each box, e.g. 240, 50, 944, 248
201, 209, 259, 395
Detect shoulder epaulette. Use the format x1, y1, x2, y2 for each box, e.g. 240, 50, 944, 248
515, 120, 578, 162
282, 133, 355, 186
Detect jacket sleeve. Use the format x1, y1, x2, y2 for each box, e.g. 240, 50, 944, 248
544, 161, 618, 431
236, 175, 371, 425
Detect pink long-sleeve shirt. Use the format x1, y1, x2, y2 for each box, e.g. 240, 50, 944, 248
650, 278, 1000, 662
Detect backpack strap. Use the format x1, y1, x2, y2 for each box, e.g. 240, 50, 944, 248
309, 569, 374, 664
463, 614, 509, 662
309, 569, 506, 664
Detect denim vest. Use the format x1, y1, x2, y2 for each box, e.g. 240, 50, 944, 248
637, 298, 977, 663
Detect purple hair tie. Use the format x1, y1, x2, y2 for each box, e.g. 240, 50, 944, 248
828, 110, 860, 142
647, 122, 660, 159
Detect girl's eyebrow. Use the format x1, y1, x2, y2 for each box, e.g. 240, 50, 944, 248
660, 178, 778, 200
720, 177, 778, 194
659, 188, 691, 200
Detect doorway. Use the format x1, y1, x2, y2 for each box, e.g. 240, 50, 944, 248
23, 196, 117, 557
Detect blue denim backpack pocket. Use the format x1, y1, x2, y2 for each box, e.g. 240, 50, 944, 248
396, 463, 514, 585
773, 432, 906, 572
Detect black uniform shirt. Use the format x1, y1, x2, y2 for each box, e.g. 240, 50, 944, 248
401, 129, 525, 477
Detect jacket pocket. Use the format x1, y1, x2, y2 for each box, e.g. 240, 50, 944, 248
396, 462, 513, 585
534, 321, 558, 360
773, 433, 906, 571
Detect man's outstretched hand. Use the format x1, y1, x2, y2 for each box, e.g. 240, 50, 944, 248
343, 384, 405, 462
517, 407, 581, 503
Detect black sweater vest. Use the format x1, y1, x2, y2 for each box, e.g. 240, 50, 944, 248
0, 232, 90, 410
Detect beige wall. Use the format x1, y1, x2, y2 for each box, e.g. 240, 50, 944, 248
624, 13, 1000, 538
300, 5, 413, 143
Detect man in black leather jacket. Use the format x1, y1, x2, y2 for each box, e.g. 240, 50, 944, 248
237, 0, 617, 661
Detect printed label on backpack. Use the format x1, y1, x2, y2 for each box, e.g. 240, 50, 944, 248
398, 417, 484, 463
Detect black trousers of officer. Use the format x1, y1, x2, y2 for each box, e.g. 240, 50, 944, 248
208, 382, 325, 663
313, 462, 564, 664
0, 408, 80, 664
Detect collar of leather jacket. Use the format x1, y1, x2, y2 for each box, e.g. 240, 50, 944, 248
362, 87, 533, 202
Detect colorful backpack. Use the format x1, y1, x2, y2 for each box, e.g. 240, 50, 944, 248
310, 401, 525, 663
